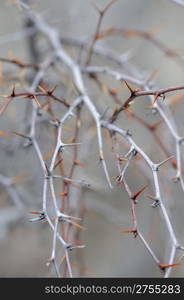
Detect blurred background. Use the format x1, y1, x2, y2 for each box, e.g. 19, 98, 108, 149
0, 0, 184, 277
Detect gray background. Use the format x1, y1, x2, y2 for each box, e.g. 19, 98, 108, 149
0, 0, 184, 277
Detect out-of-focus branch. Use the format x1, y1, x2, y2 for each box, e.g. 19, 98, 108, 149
20, 2, 112, 189
85, 0, 116, 65
22, 0, 41, 65
169, 0, 184, 6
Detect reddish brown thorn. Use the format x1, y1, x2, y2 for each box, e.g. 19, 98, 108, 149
171, 160, 177, 169
124, 107, 133, 114
146, 194, 156, 200
70, 241, 84, 247
149, 120, 163, 131
40, 99, 49, 111
60, 254, 66, 265
38, 85, 47, 93
66, 215, 81, 221
53, 158, 63, 170
30, 211, 42, 215
119, 229, 138, 238
145, 69, 159, 85
99, 150, 104, 161
63, 180, 70, 186
152, 93, 160, 106
32, 95, 41, 107
123, 80, 135, 95
0, 98, 13, 116
11, 85, 16, 97
0, 57, 39, 70
29, 211, 46, 222
109, 88, 118, 96
159, 263, 180, 271
131, 185, 149, 201
67, 241, 85, 251
89, 73, 97, 80
118, 157, 127, 162
47, 85, 57, 95
56, 191, 68, 197
12, 131, 29, 139
157, 156, 174, 169
70, 222, 86, 230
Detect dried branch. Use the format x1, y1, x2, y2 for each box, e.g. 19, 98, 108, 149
85, 0, 116, 65
0, 0, 183, 278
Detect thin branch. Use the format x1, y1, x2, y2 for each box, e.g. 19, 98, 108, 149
85, 0, 116, 65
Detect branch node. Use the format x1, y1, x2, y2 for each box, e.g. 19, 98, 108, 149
152, 164, 159, 172
178, 136, 184, 145
125, 129, 132, 137
146, 194, 160, 207
151, 199, 160, 207
172, 176, 180, 183
58, 145, 64, 153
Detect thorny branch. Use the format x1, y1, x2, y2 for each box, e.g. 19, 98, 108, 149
0, 0, 184, 277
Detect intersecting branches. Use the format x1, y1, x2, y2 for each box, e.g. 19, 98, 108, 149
110, 82, 184, 122
20, 2, 113, 190
111, 134, 179, 275
80, 64, 184, 193
29, 95, 86, 277
93, 26, 184, 68
102, 119, 183, 277
1, 0, 184, 278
